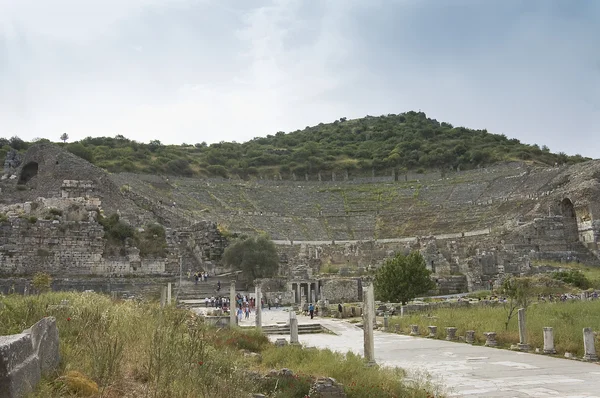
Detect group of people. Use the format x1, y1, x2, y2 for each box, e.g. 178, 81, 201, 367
190, 271, 209, 285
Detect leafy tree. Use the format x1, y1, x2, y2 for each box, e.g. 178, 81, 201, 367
222, 235, 280, 281
373, 251, 435, 304
60, 133, 69, 143
32, 272, 52, 293
552, 270, 590, 289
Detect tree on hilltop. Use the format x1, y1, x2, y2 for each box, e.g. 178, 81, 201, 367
373, 251, 435, 305
222, 235, 280, 282
60, 133, 69, 143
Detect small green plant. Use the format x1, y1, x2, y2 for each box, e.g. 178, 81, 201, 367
48, 208, 63, 217
32, 272, 52, 293
16, 185, 27, 191
28, 216, 38, 224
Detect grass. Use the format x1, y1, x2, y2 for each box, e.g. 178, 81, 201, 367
532, 260, 600, 289
0, 292, 439, 397
388, 300, 600, 358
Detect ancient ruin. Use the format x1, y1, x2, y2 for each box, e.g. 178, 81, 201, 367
1, 143, 600, 299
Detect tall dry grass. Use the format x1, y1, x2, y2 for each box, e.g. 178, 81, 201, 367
0, 292, 440, 397
389, 300, 600, 357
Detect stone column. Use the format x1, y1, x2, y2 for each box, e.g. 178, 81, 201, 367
300, 286, 306, 311
583, 327, 598, 361
362, 282, 376, 366
160, 286, 167, 308
543, 327, 556, 354
167, 282, 172, 305
446, 327, 457, 341
230, 280, 237, 327
465, 330, 475, 344
427, 326, 437, 337
517, 308, 529, 350
255, 283, 262, 330
410, 325, 419, 336
290, 311, 299, 344
484, 332, 497, 347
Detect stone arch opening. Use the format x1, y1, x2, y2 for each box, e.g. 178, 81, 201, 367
18, 162, 39, 185
560, 198, 576, 218
560, 198, 579, 243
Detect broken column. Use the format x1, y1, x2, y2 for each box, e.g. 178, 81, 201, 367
167, 282, 172, 305
484, 332, 497, 347
465, 330, 475, 344
517, 308, 529, 351
410, 325, 419, 336
543, 327, 556, 354
289, 311, 299, 344
427, 326, 437, 338
160, 286, 167, 308
255, 282, 262, 330
230, 280, 237, 327
583, 327, 598, 361
446, 327, 457, 341
362, 282, 376, 365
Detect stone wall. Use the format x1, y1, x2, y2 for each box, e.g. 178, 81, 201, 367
0, 317, 60, 398
320, 278, 361, 303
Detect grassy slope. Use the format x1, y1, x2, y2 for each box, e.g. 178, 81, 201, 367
0, 292, 438, 398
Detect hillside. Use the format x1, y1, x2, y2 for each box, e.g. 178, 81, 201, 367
1, 111, 589, 178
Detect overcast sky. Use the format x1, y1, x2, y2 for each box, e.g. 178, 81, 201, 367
1, 0, 598, 157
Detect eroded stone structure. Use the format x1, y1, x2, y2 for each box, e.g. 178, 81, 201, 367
2, 144, 600, 296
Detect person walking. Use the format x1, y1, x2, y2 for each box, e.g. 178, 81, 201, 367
309, 303, 315, 319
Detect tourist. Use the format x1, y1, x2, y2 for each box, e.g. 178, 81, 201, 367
338, 303, 343, 318
275, 297, 279, 309
309, 303, 315, 319
237, 306, 243, 322
204, 297, 209, 307
194, 273, 199, 285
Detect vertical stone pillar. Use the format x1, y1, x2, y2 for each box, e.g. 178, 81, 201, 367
583, 327, 598, 361
543, 327, 556, 354
167, 282, 172, 305
300, 286, 306, 311
255, 283, 262, 329
290, 311, 299, 344
517, 308, 529, 351
484, 332, 497, 347
465, 330, 475, 344
410, 325, 419, 336
230, 280, 237, 327
446, 327, 457, 341
427, 326, 437, 337
160, 286, 167, 308
363, 282, 376, 365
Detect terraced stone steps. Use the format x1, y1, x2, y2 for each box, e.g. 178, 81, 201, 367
259, 323, 327, 335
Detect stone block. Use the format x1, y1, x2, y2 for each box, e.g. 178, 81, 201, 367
0, 333, 42, 398
309, 377, 347, 398
24, 317, 60, 375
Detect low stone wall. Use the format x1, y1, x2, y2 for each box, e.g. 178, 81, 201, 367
0, 317, 60, 398
203, 316, 232, 328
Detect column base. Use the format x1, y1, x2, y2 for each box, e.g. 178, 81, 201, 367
543, 349, 556, 354
517, 343, 530, 351
365, 360, 377, 367
584, 353, 598, 361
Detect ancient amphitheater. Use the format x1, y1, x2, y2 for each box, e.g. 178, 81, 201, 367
1, 143, 599, 300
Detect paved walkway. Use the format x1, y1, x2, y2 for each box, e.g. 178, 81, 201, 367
231, 307, 600, 398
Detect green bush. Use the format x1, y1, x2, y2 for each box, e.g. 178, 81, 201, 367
552, 270, 591, 289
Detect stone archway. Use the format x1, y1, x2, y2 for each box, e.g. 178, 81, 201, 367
17, 162, 39, 185
560, 198, 579, 243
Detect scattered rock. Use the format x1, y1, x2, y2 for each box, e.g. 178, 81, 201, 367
308, 377, 347, 398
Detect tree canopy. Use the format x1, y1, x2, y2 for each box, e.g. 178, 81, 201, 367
0, 111, 589, 178
222, 235, 280, 281
373, 251, 435, 305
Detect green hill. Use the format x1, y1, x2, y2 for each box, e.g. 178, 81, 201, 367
1, 111, 589, 178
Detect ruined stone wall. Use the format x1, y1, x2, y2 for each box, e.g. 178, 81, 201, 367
320, 278, 361, 303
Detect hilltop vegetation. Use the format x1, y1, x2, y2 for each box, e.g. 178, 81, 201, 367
1, 111, 589, 178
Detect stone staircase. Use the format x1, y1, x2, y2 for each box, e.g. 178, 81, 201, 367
260, 323, 326, 335
176, 280, 223, 307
